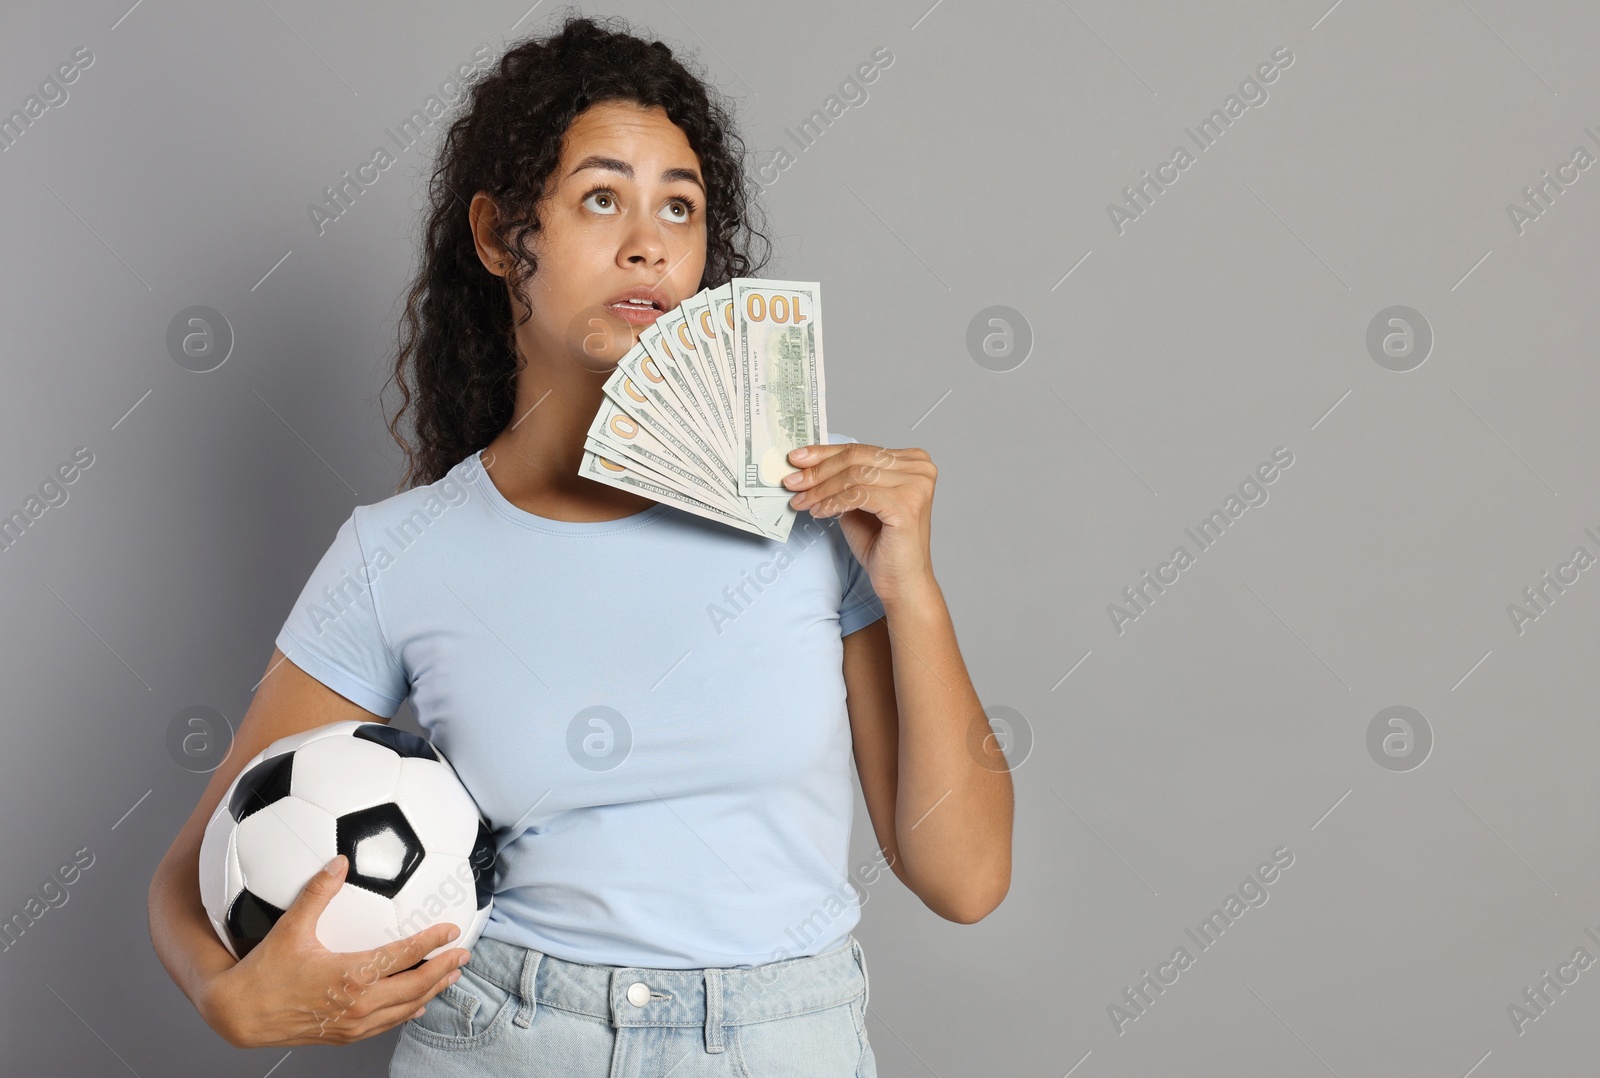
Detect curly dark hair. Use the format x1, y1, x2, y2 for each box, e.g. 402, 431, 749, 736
382, 11, 772, 491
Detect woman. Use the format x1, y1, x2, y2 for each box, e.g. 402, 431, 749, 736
147, 14, 1011, 1076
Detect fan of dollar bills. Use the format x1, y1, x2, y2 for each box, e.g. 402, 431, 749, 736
579, 278, 826, 543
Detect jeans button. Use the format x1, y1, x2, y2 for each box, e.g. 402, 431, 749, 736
626, 981, 650, 1007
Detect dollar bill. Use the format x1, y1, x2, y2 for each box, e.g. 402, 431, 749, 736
601, 363, 790, 540
641, 315, 733, 467
577, 278, 828, 541
731, 278, 826, 497
578, 449, 771, 538
584, 395, 744, 515
666, 296, 737, 462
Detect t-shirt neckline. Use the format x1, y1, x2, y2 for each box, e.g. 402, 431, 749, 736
463, 449, 670, 536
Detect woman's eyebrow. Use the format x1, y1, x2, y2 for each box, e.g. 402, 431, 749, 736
567, 155, 704, 193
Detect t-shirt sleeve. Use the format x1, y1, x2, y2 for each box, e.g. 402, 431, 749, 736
826, 432, 887, 637
274, 507, 410, 717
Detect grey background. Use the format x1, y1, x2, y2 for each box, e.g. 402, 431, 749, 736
2, 0, 1596, 1074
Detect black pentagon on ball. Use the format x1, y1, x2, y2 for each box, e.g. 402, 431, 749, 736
225, 887, 286, 959
468, 817, 497, 909
336, 803, 424, 899
353, 722, 441, 762
228, 753, 294, 823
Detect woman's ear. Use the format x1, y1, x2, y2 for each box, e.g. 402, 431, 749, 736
469, 191, 511, 277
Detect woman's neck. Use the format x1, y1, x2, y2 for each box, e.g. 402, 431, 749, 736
479, 360, 656, 523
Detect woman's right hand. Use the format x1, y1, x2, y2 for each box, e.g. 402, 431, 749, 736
200, 854, 472, 1048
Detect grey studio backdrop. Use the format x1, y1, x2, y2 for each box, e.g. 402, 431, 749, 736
2, 0, 1598, 1074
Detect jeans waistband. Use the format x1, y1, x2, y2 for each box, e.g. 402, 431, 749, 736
463, 934, 869, 1055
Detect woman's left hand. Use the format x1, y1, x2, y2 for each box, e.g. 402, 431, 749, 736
783, 442, 937, 607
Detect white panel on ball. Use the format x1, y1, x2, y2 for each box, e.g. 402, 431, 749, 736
234, 798, 339, 911
315, 874, 404, 953
393, 756, 480, 856
393, 850, 481, 942
198, 804, 234, 924
289, 735, 404, 817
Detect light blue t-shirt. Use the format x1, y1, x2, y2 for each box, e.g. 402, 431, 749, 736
273, 437, 885, 968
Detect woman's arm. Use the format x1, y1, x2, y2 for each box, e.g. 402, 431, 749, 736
148, 647, 464, 1046
148, 841, 249, 1038
147, 649, 332, 1038
788, 442, 1013, 923
843, 588, 1012, 922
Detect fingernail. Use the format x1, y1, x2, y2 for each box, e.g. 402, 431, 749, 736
324, 855, 344, 875
448, 969, 462, 984
791, 447, 811, 461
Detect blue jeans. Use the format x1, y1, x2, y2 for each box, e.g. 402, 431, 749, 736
390, 933, 877, 1077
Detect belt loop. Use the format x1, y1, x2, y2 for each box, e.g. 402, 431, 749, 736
703, 967, 725, 1053
515, 947, 544, 1028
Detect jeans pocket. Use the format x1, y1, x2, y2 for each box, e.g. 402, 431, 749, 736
735, 1000, 864, 1077
854, 1004, 878, 1078
402, 960, 518, 1051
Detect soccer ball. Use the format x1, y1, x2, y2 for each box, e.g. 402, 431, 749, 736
198, 720, 496, 965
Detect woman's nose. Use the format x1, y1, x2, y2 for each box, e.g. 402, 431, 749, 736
620, 219, 668, 268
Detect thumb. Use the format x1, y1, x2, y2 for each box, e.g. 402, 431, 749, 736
282, 854, 348, 938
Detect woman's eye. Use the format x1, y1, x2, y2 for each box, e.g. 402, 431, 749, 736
659, 199, 693, 222
582, 189, 619, 214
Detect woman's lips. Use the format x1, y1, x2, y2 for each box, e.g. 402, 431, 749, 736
607, 301, 663, 326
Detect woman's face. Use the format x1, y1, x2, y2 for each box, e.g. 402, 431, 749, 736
478, 100, 709, 372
